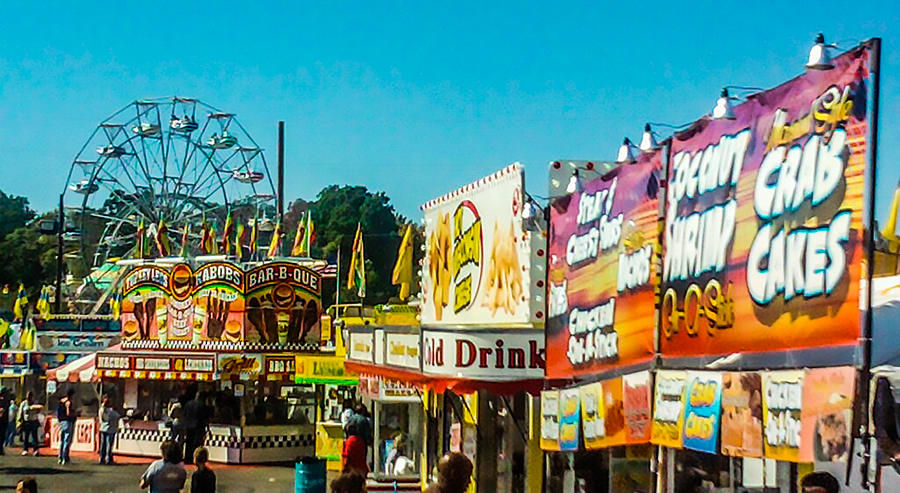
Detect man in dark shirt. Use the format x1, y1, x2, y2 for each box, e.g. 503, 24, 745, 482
57, 389, 77, 465
0, 388, 10, 456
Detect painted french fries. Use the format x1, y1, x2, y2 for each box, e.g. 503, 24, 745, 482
482, 220, 523, 316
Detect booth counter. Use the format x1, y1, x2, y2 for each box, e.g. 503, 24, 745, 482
114, 419, 315, 463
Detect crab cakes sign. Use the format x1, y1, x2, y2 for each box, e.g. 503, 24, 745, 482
420, 163, 544, 327
660, 46, 870, 358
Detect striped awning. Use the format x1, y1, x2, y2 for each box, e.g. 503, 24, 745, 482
46, 352, 96, 383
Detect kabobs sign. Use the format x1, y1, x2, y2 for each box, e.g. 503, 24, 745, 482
660, 46, 870, 357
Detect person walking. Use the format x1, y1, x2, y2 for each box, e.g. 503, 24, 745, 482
57, 389, 77, 464
424, 452, 473, 493
6, 394, 17, 448
190, 446, 216, 493
18, 392, 40, 457
183, 386, 204, 465
341, 429, 369, 476
0, 388, 10, 455
140, 440, 187, 493
98, 395, 120, 465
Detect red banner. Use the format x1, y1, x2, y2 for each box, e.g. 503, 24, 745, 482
659, 47, 870, 358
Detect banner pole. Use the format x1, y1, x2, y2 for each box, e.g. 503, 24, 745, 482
860, 36, 882, 492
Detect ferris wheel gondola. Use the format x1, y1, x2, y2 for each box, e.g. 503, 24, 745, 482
132, 122, 161, 137
207, 131, 238, 149
170, 115, 198, 133
232, 169, 264, 183
96, 145, 127, 158
69, 179, 100, 195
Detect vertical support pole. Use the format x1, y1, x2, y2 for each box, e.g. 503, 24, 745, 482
55, 193, 64, 314
860, 37, 882, 491
277, 121, 285, 254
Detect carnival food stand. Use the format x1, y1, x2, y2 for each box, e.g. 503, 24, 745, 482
97, 258, 331, 463
539, 41, 879, 493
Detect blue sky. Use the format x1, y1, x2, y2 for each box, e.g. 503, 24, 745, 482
0, 1, 897, 222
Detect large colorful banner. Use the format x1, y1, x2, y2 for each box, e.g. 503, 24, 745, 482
682, 371, 723, 454
763, 370, 805, 462
659, 47, 870, 358
120, 260, 322, 347
244, 262, 322, 345
547, 151, 661, 377
121, 264, 171, 341
651, 370, 687, 448
721, 372, 763, 457
800, 366, 855, 462
421, 163, 543, 327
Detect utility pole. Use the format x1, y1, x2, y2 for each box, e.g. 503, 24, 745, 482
55, 193, 64, 313
277, 121, 285, 255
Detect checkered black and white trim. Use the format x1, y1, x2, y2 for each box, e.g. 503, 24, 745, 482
118, 427, 169, 443
117, 427, 314, 451
206, 432, 315, 449
123, 340, 319, 352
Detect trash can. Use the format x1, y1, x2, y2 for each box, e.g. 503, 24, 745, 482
295, 456, 327, 492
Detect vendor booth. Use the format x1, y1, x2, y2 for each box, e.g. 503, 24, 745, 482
96, 258, 332, 463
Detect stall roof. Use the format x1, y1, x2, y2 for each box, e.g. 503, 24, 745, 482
46, 352, 96, 383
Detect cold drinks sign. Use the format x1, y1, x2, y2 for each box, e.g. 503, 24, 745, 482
422, 329, 545, 380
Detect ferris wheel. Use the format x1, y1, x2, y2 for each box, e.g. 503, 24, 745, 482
63, 97, 276, 271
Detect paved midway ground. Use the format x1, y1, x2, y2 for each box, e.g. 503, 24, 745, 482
0, 446, 300, 492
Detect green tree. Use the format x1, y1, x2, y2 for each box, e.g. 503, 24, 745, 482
0, 191, 35, 240
309, 185, 422, 305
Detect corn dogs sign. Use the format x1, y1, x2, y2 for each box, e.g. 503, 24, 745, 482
421, 163, 543, 327
546, 151, 662, 378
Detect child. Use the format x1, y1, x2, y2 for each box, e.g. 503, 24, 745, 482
191, 446, 216, 493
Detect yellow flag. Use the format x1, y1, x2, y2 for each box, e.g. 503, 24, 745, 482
392, 225, 413, 300
347, 223, 366, 298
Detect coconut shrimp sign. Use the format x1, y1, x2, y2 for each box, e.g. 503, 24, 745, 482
660, 47, 870, 358
546, 150, 661, 378
421, 163, 543, 327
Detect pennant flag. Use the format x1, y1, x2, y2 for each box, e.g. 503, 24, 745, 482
199, 221, 211, 255
236, 223, 247, 259
2, 284, 9, 295
348, 223, 366, 298
267, 221, 282, 259
19, 317, 36, 351
110, 291, 122, 319
291, 212, 307, 256
155, 219, 171, 257
392, 225, 414, 300
208, 224, 219, 255
180, 224, 191, 257
303, 212, 316, 256
249, 219, 259, 260
221, 212, 234, 255
36, 286, 51, 319
136, 219, 147, 259
13, 284, 27, 321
